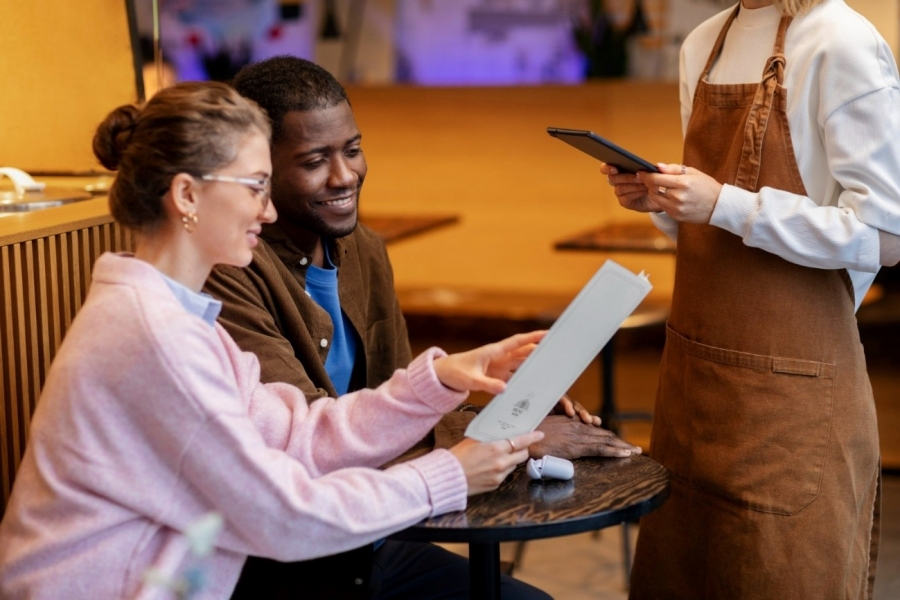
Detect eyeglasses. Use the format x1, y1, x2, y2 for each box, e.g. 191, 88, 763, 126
200, 174, 271, 212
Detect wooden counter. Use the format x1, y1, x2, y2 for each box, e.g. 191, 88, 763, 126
1, 187, 134, 513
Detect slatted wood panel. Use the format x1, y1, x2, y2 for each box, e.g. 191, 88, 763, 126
0, 222, 134, 514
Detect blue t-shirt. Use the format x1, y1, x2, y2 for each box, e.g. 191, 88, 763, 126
303, 256, 380, 549
304, 254, 358, 396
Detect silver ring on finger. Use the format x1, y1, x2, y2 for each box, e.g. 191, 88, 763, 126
507, 439, 516, 452
681, 164, 686, 175
658, 186, 667, 196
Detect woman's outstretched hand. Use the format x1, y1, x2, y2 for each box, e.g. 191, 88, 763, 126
433, 331, 546, 395
450, 431, 545, 496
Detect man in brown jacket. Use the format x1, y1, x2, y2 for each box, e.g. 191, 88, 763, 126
205, 56, 638, 600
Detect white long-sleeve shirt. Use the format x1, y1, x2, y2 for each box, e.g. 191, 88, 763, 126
653, 0, 900, 308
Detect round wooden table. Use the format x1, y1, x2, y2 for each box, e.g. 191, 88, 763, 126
392, 454, 670, 600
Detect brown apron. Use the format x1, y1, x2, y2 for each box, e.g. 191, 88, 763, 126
629, 8, 881, 599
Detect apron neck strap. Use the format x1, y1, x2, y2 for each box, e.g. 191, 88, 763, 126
766, 15, 792, 85
701, 5, 741, 79
701, 4, 793, 85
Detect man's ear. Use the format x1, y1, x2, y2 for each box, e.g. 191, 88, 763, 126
169, 172, 200, 217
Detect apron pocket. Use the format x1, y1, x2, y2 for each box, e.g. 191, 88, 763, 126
666, 326, 834, 515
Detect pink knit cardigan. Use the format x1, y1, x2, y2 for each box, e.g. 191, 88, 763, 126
0, 253, 468, 599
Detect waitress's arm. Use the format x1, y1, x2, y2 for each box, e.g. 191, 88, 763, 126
706, 86, 900, 273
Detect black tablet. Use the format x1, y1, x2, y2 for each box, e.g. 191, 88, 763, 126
547, 127, 660, 173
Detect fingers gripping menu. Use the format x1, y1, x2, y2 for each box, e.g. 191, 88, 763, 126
465, 260, 652, 442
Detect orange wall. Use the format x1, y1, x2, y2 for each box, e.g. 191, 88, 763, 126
349, 83, 681, 301
0, 0, 138, 173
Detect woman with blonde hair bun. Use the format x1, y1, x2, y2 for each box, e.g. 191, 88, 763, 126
0, 82, 549, 600
606, 0, 900, 597
779, 0, 823, 15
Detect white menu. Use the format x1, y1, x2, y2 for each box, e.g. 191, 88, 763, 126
465, 260, 652, 442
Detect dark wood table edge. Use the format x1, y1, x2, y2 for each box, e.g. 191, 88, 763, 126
392, 484, 670, 544
554, 243, 676, 254
551, 220, 677, 254
360, 213, 459, 244
391, 479, 669, 599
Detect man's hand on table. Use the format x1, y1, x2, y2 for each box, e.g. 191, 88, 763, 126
529, 395, 643, 459
554, 394, 601, 426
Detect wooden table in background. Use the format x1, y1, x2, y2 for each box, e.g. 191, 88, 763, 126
554, 220, 675, 254
392, 455, 670, 600
552, 219, 672, 435
360, 213, 459, 244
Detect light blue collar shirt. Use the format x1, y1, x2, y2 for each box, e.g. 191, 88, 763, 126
160, 272, 222, 327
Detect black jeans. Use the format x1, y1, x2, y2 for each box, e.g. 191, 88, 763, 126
231, 541, 551, 600
370, 540, 550, 600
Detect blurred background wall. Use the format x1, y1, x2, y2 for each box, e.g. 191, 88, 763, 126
134, 0, 899, 89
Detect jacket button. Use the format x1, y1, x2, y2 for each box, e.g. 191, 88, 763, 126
320, 338, 328, 348
354, 578, 364, 585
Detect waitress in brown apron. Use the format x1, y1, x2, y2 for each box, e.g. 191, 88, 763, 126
604, 0, 900, 597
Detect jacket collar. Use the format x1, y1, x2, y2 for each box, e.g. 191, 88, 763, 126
260, 221, 347, 271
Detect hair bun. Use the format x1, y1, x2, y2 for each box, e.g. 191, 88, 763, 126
92, 104, 141, 171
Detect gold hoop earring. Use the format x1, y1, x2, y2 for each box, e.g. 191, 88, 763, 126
182, 212, 199, 233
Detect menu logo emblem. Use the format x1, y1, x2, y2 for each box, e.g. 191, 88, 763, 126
512, 397, 532, 417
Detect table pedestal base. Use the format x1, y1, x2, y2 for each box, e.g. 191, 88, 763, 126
469, 542, 501, 600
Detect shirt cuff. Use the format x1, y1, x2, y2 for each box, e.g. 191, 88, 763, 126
709, 184, 759, 237
650, 211, 678, 241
